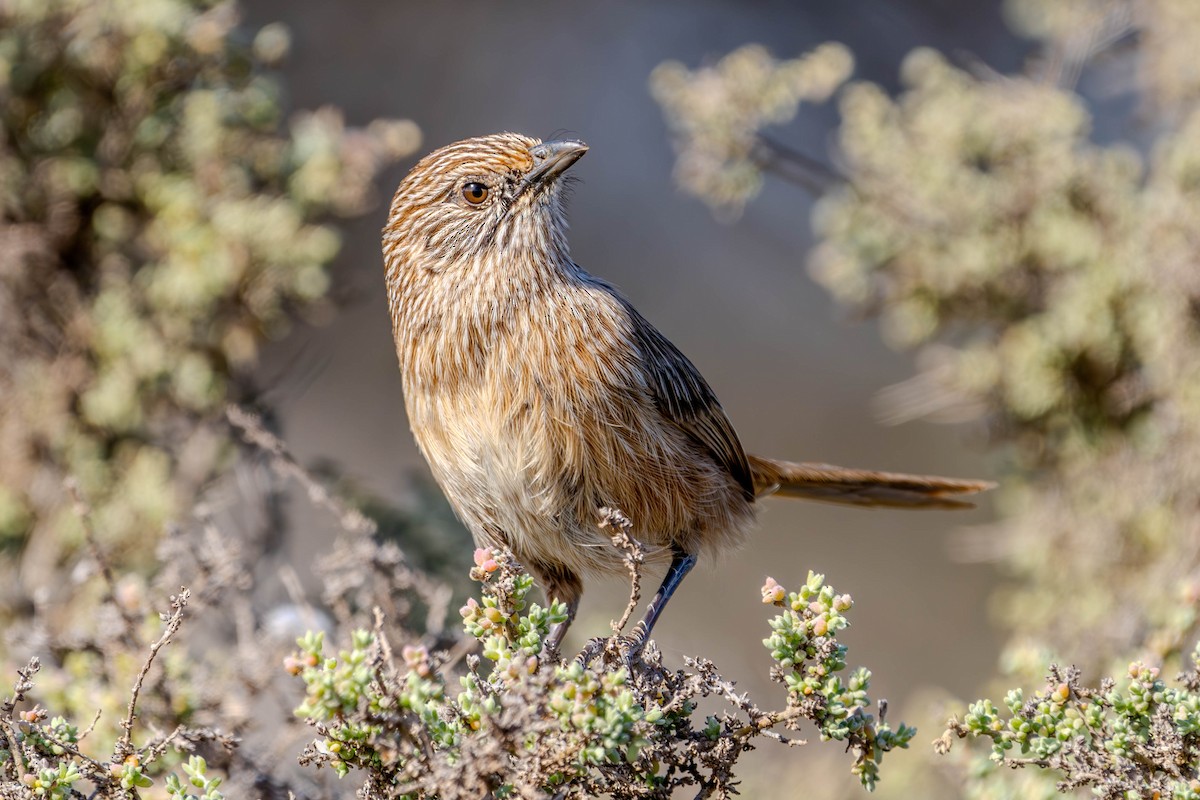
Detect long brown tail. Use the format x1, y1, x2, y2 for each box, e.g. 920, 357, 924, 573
748, 455, 994, 509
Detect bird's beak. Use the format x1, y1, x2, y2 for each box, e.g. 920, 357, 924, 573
523, 139, 588, 190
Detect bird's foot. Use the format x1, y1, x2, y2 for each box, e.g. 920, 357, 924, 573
573, 631, 653, 670
573, 636, 609, 667
539, 641, 566, 667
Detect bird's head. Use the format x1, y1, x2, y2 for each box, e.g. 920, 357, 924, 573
383, 132, 588, 276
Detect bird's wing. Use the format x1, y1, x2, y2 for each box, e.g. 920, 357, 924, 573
625, 305, 755, 500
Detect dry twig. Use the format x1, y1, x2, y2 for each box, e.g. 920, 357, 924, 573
115, 588, 190, 760
598, 506, 645, 635
0, 659, 39, 782
225, 404, 376, 537
65, 478, 142, 644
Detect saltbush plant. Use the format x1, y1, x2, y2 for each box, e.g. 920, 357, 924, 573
940, 651, 1200, 798
290, 548, 913, 797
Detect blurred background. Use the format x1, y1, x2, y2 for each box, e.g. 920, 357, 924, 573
245, 2, 1009, 791
6, 0, 1200, 796
249, 0, 1007, 696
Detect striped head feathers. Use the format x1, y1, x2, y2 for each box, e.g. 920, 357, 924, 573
383, 132, 588, 276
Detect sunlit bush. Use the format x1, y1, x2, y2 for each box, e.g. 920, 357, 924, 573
0, 0, 418, 596
654, 0, 1200, 794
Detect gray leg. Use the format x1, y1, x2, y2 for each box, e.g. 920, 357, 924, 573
630, 546, 697, 647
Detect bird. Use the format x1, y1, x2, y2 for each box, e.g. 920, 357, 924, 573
382, 132, 992, 653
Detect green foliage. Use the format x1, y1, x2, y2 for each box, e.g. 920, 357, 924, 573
165, 755, 225, 800
0, 9, 425, 796
812, 46, 1151, 440
942, 650, 1200, 798
27, 762, 83, 800
762, 573, 916, 790
654, 3, 1200, 675
291, 549, 912, 797
0, 589, 246, 800
811, 37, 1200, 674
651, 1, 1200, 795
651, 42, 852, 212
0, 0, 417, 580
0, 443, 469, 800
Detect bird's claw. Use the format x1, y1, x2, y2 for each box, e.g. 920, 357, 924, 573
573, 636, 609, 667
620, 633, 649, 668
539, 641, 565, 667
572, 632, 649, 670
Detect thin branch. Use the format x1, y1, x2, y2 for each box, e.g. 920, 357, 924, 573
1039, 2, 1134, 90
0, 719, 24, 783
225, 404, 375, 537
78, 708, 103, 742
115, 588, 190, 761
372, 606, 396, 668
137, 724, 237, 764
34, 728, 109, 779
1, 658, 39, 782
436, 628, 480, 677
729, 706, 808, 743
752, 136, 844, 195
65, 479, 141, 644
598, 507, 644, 635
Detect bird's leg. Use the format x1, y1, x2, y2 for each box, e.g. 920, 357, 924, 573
629, 545, 697, 650
535, 563, 583, 661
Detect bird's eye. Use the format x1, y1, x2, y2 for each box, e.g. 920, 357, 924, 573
461, 182, 489, 205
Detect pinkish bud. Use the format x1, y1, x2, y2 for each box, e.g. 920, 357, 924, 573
761, 577, 785, 605
402, 644, 429, 667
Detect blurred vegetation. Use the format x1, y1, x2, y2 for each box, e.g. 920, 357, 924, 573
651, 42, 852, 214
9, 0, 1200, 795
0, 0, 429, 795
655, 0, 1200, 795
0, 433, 465, 799
0, 0, 418, 618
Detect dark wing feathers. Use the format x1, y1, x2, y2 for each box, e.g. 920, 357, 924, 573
608, 289, 993, 512
626, 306, 756, 500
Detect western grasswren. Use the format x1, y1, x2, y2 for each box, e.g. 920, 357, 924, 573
382, 133, 991, 650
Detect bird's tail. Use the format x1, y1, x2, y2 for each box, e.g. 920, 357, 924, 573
748, 455, 994, 509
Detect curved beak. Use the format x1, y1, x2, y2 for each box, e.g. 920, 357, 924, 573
524, 139, 588, 190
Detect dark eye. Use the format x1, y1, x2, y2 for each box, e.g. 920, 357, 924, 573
461, 182, 489, 205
